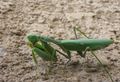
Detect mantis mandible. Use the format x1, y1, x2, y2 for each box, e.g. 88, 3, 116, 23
27, 27, 119, 82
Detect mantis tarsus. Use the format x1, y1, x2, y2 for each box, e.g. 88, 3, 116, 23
27, 27, 119, 82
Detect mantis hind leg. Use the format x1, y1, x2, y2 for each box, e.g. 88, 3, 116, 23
77, 47, 114, 82
78, 47, 114, 82
89, 47, 114, 82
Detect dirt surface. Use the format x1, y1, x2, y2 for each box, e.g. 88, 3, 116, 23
0, 0, 120, 82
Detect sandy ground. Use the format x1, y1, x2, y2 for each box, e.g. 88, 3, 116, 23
0, 0, 120, 82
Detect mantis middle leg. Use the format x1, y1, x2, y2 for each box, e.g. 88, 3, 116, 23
73, 26, 89, 39
73, 27, 89, 57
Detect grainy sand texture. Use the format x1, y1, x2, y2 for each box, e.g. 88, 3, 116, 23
0, 0, 120, 82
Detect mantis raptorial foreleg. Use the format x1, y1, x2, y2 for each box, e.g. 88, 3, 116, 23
32, 49, 41, 79
32, 50, 38, 65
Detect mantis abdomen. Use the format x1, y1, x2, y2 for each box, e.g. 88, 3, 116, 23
60, 39, 113, 51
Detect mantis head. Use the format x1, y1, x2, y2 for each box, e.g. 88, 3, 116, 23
26, 34, 60, 48
27, 35, 39, 48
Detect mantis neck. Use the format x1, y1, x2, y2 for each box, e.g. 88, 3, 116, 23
39, 36, 61, 45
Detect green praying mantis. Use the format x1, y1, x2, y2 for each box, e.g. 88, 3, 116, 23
26, 27, 119, 82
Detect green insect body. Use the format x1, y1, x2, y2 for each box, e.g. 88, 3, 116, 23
59, 39, 113, 51
26, 27, 116, 82
27, 35, 113, 58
